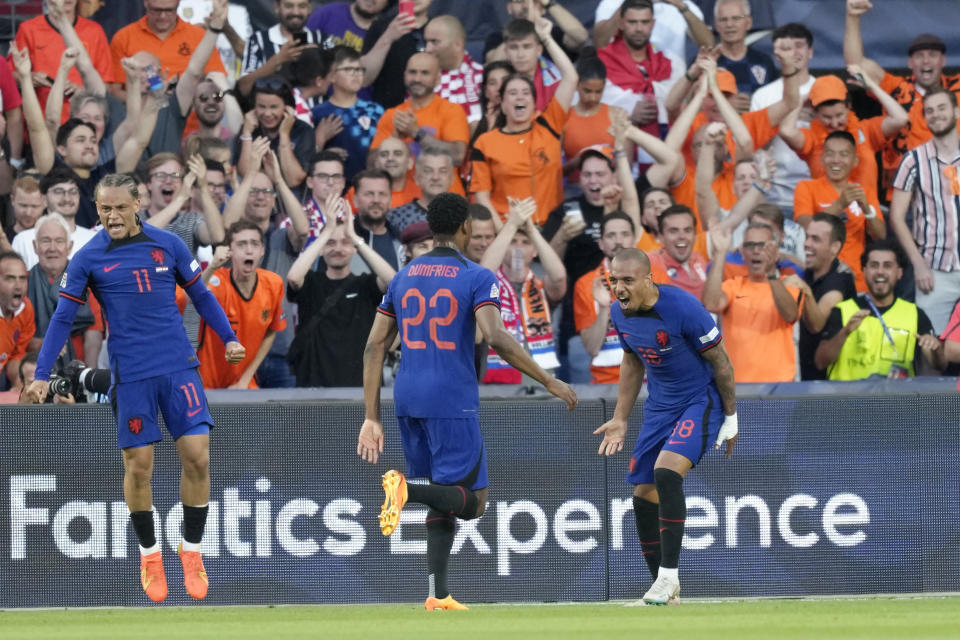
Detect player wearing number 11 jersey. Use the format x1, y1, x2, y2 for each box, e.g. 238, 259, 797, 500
358, 193, 577, 611
594, 248, 739, 606
24, 174, 245, 604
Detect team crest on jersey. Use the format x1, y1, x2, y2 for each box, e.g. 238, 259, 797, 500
656, 330, 669, 347
128, 417, 144, 435
261, 309, 270, 322
151, 249, 165, 265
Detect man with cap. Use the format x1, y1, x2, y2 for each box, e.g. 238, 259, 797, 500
843, 0, 960, 196
779, 65, 908, 196
400, 220, 434, 265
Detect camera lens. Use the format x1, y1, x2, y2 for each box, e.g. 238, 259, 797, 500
49, 377, 71, 396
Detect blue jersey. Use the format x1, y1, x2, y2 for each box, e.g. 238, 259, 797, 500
610, 285, 722, 409
60, 226, 204, 383
378, 247, 500, 418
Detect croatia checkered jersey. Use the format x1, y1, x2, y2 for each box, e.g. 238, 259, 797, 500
59, 226, 206, 383
378, 247, 500, 418
610, 284, 722, 409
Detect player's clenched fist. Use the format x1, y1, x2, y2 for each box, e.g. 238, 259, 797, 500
224, 341, 246, 364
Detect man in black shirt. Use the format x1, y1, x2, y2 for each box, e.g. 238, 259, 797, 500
784, 213, 856, 380
286, 197, 397, 386
360, 0, 435, 109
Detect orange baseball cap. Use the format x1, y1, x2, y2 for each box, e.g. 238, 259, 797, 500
717, 69, 738, 95
809, 75, 848, 108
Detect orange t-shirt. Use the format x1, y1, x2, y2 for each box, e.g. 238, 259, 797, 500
563, 103, 615, 182
371, 95, 470, 157
793, 176, 883, 292
682, 107, 777, 168
879, 71, 960, 194
0, 298, 35, 373
470, 96, 570, 225
636, 228, 663, 254
666, 169, 716, 260
798, 114, 888, 193
15, 15, 115, 123
719, 276, 802, 383
371, 95, 469, 197
110, 17, 224, 86
197, 267, 286, 389
572, 263, 619, 384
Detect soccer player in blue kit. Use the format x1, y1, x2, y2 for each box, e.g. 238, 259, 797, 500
357, 193, 578, 611
594, 248, 739, 606
23, 174, 245, 603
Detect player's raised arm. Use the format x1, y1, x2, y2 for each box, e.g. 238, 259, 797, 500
358, 310, 399, 464
699, 340, 738, 457
476, 303, 577, 410
594, 349, 644, 456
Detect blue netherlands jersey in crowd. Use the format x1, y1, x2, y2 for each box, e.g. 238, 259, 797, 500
59, 225, 204, 383
610, 284, 722, 409
378, 247, 500, 418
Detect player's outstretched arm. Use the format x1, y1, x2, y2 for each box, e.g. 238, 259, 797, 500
358, 312, 399, 463
183, 275, 242, 359
23, 296, 83, 403
699, 340, 738, 457
477, 304, 577, 410
594, 350, 644, 456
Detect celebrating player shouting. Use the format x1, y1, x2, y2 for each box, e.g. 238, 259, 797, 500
594, 248, 738, 606
358, 193, 577, 611
24, 174, 245, 603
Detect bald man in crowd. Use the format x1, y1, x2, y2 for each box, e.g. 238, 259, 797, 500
425, 15, 484, 129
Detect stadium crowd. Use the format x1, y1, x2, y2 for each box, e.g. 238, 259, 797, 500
2, 0, 960, 401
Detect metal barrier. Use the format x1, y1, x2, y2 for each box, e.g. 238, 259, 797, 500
1, 390, 958, 606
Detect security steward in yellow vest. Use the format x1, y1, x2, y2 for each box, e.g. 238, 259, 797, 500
815, 240, 946, 379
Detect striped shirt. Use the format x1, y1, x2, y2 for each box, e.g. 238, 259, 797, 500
241, 24, 324, 76
893, 139, 960, 271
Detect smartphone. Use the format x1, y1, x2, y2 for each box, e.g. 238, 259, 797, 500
398, 0, 415, 20
293, 32, 308, 46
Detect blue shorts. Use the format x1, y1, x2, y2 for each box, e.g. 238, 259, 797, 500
113, 368, 213, 449
626, 386, 723, 485
397, 416, 488, 490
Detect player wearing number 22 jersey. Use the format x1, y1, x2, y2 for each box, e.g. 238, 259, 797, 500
358, 193, 577, 611
595, 248, 738, 606
26, 175, 243, 605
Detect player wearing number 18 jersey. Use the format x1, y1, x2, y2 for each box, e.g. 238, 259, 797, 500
358, 193, 577, 611
594, 248, 739, 606
24, 175, 245, 604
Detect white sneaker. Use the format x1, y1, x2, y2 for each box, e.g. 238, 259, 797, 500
642, 574, 681, 605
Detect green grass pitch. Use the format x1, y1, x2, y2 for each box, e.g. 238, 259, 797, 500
4, 598, 960, 640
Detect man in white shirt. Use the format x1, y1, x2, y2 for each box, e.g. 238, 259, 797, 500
12, 170, 96, 270
750, 22, 816, 215
593, 0, 712, 62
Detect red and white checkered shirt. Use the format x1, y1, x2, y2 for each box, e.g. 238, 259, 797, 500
435, 52, 484, 124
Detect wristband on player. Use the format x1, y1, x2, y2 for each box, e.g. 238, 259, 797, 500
715, 412, 738, 448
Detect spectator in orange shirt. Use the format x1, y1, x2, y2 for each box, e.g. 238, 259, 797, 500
844, 0, 960, 195
371, 136, 422, 209
778, 67, 908, 193
574, 212, 664, 384
703, 223, 802, 383
794, 130, 886, 291
648, 205, 709, 300
371, 52, 469, 166
0, 251, 34, 390
561, 55, 629, 180
470, 16, 577, 225
15, 0, 114, 122
108, 0, 226, 100
636, 187, 674, 255
198, 220, 286, 389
